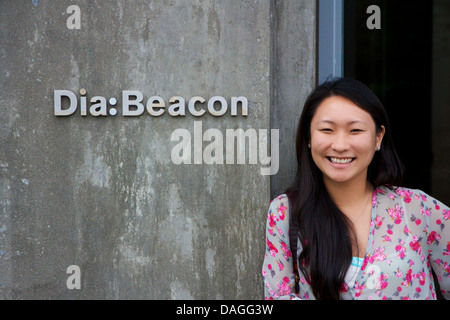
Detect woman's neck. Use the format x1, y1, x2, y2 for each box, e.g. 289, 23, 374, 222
323, 176, 373, 212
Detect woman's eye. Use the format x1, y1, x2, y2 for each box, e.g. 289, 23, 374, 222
320, 128, 333, 132
351, 129, 363, 133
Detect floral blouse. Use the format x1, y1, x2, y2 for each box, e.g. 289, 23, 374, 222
262, 186, 450, 300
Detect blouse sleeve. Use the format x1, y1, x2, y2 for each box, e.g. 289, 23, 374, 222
262, 195, 300, 300
421, 191, 450, 299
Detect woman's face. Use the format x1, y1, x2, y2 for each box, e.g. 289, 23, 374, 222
309, 95, 385, 186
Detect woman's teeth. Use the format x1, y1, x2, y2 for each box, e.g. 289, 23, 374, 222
330, 157, 353, 164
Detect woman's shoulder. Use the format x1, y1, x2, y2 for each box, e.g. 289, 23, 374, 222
268, 193, 290, 212
270, 193, 289, 204
267, 194, 291, 223
375, 185, 425, 200
376, 185, 449, 210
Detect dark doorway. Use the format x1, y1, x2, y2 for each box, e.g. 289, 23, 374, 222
344, 0, 432, 192
343, 1, 450, 300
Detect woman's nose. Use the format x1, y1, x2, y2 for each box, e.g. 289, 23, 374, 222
331, 133, 350, 152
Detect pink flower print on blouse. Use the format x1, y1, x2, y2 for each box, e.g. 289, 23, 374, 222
396, 188, 413, 203
266, 238, 278, 257
266, 263, 275, 278
420, 206, 431, 217
277, 277, 291, 296
402, 268, 415, 287
267, 212, 277, 229
443, 261, 450, 276
387, 205, 404, 224
374, 216, 383, 229
280, 241, 292, 260
417, 271, 427, 286
370, 247, 387, 263
277, 205, 287, 221
372, 192, 378, 207
443, 209, 450, 221
427, 231, 441, 246
378, 274, 389, 291
383, 226, 394, 242
395, 241, 407, 259
403, 226, 411, 236
444, 242, 450, 256
354, 282, 366, 298
276, 259, 285, 272
409, 235, 422, 255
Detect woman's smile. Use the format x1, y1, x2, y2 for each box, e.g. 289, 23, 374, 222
327, 157, 355, 164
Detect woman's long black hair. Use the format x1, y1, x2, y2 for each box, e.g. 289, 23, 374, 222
286, 77, 404, 300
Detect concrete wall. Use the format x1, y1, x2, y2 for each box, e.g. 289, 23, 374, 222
0, 0, 316, 299
270, 0, 316, 199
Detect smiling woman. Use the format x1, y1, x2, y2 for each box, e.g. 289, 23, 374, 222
262, 77, 450, 300
309, 95, 385, 188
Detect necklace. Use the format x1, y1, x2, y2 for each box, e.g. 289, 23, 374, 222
350, 191, 372, 225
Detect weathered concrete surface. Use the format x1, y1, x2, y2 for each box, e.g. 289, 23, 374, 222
0, 0, 316, 299
270, 0, 316, 199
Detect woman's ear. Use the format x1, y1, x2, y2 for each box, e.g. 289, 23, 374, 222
376, 125, 386, 151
